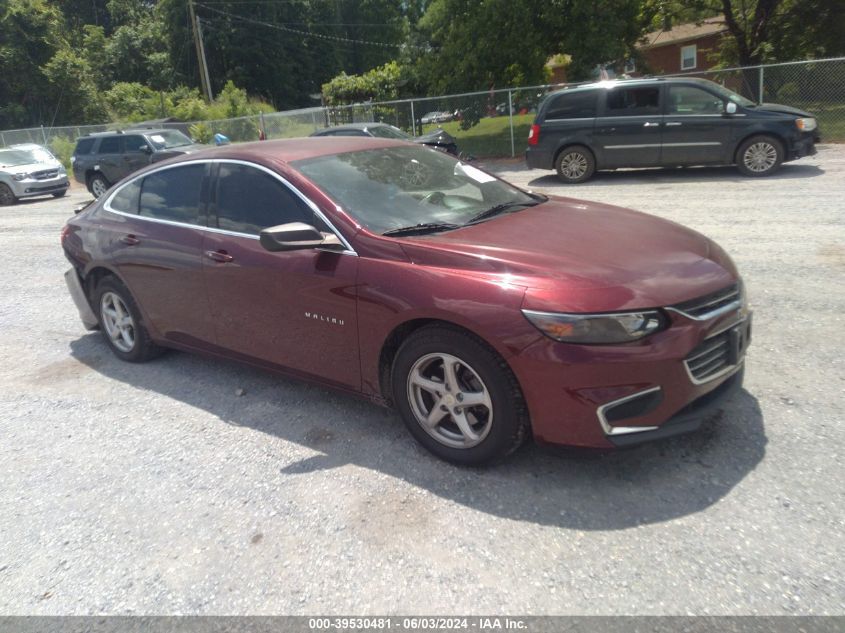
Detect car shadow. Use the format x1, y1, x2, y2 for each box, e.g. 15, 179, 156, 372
69, 334, 767, 531
527, 163, 824, 188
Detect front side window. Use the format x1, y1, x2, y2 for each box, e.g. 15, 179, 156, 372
123, 135, 147, 153
97, 136, 122, 154
293, 145, 537, 235
681, 44, 697, 70
545, 91, 598, 120
139, 164, 205, 225
604, 86, 661, 116
214, 163, 313, 235
668, 85, 724, 114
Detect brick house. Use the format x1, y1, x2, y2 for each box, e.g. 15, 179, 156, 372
637, 17, 728, 75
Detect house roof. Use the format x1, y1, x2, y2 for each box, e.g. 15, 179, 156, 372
640, 17, 726, 49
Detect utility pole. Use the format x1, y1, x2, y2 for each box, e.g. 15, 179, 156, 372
188, 0, 213, 102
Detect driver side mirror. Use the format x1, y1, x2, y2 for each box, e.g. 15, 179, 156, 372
725, 102, 738, 115
259, 222, 344, 252
139, 144, 152, 154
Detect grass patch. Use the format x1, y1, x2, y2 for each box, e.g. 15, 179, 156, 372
425, 113, 535, 158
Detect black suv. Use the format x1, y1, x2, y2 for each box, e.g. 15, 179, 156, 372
526, 77, 819, 183
71, 129, 205, 197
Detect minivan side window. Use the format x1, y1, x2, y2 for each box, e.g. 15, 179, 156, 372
139, 164, 205, 225
74, 138, 95, 155
604, 86, 661, 116
97, 136, 122, 154
545, 91, 597, 120
668, 85, 723, 114
213, 163, 313, 235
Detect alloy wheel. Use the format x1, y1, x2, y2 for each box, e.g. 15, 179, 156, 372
91, 177, 108, 198
559, 151, 588, 180
743, 142, 778, 173
100, 291, 136, 353
406, 352, 494, 449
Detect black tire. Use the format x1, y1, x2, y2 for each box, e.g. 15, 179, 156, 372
88, 173, 110, 198
736, 135, 784, 177
554, 145, 596, 184
0, 183, 17, 206
391, 325, 529, 465
94, 276, 163, 363
52, 189, 67, 198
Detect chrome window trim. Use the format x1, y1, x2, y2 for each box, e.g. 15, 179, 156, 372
102, 158, 357, 256
596, 386, 662, 436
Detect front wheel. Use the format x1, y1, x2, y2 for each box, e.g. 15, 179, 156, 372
391, 326, 528, 465
736, 135, 784, 177
554, 146, 595, 183
0, 183, 17, 206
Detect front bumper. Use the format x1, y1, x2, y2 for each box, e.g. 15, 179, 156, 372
786, 133, 817, 161
10, 176, 69, 198
510, 309, 751, 449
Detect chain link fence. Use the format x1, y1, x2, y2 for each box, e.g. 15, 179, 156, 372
2, 57, 843, 166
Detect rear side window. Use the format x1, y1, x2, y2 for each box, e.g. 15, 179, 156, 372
74, 138, 95, 155
604, 86, 661, 116
545, 91, 597, 120
97, 136, 122, 154
139, 164, 205, 225
110, 180, 141, 214
214, 163, 313, 235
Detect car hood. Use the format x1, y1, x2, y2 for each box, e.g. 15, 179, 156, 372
397, 196, 738, 312
753, 103, 813, 117
0, 160, 63, 176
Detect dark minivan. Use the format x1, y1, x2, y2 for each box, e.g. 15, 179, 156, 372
526, 77, 819, 183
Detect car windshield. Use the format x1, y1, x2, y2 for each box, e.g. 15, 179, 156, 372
145, 130, 194, 149
293, 145, 539, 235
0, 148, 54, 168
367, 125, 410, 140
708, 82, 756, 107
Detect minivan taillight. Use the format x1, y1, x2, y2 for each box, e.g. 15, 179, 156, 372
528, 124, 540, 146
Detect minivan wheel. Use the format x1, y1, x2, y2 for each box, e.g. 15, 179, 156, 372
88, 173, 110, 198
0, 183, 17, 206
737, 135, 783, 177
554, 146, 595, 183
95, 277, 163, 363
391, 325, 528, 465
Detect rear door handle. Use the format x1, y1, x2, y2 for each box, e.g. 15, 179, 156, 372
205, 249, 234, 263
643, 121, 660, 127
120, 234, 140, 246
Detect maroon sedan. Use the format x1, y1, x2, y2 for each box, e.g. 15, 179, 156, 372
62, 138, 751, 465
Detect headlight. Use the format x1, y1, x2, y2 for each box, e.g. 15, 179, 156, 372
522, 309, 666, 344
12, 173, 28, 181
796, 117, 817, 131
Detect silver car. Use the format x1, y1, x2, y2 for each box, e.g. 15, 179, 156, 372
0, 144, 69, 206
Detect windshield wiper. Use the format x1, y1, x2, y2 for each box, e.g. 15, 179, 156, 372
382, 222, 461, 236
466, 199, 541, 225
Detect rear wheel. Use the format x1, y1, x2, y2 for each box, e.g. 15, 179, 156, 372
391, 325, 528, 465
736, 135, 783, 177
88, 173, 110, 198
94, 277, 163, 363
554, 145, 595, 183
0, 183, 17, 206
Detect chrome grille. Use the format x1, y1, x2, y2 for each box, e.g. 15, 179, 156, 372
32, 169, 59, 180
684, 317, 750, 384
669, 283, 740, 320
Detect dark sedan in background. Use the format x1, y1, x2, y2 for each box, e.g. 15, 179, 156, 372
62, 137, 750, 465
311, 122, 460, 156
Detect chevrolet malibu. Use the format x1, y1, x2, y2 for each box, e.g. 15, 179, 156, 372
61, 138, 751, 465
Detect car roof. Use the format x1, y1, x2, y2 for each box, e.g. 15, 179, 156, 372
548, 76, 717, 95
146, 137, 411, 169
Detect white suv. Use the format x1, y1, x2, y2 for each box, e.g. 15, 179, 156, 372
0, 144, 69, 205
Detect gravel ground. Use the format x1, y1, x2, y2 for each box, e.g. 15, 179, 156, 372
0, 148, 843, 616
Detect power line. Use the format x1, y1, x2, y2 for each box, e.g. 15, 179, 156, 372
194, 2, 430, 51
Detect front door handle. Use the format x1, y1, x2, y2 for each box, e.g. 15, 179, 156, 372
205, 249, 234, 263
120, 234, 140, 246
643, 121, 660, 127
665, 122, 682, 127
